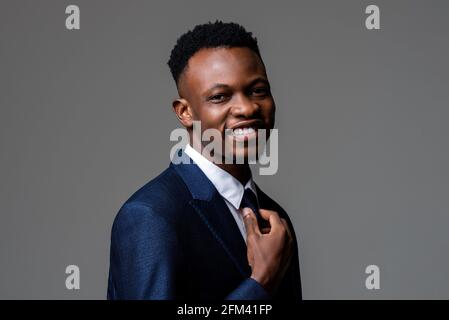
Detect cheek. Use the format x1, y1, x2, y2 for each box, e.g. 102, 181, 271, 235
198, 106, 229, 130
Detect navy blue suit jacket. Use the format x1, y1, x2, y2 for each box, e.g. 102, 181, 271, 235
107, 150, 302, 300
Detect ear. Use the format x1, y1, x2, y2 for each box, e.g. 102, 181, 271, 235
172, 98, 193, 129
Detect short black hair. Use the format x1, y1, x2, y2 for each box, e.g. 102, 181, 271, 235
167, 20, 262, 86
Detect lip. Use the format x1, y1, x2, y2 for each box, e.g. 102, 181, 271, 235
228, 119, 264, 131
226, 119, 263, 142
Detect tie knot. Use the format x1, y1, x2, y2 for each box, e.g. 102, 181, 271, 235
240, 188, 259, 214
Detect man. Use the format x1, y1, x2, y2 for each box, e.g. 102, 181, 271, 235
107, 21, 302, 300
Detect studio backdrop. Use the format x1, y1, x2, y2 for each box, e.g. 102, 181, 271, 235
1, 0, 449, 299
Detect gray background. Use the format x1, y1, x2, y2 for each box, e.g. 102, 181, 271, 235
1, 0, 448, 299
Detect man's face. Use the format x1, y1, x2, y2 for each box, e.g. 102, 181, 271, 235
175, 47, 276, 162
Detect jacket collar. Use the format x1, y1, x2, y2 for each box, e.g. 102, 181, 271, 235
170, 148, 216, 201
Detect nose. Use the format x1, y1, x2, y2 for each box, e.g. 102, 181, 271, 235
230, 93, 260, 118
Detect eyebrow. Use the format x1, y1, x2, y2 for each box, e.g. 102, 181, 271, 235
203, 77, 270, 95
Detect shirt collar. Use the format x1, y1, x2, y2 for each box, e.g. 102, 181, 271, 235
184, 144, 257, 210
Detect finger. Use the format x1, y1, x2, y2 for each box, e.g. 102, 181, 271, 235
280, 218, 292, 242
247, 250, 255, 269
242, 208, 262, 237
259, 208, 275, 221
259, 209, 282, 231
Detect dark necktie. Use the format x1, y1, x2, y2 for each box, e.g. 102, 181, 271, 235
240, 188, 268, 229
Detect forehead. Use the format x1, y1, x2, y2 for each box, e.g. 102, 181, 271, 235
179, 47, 267, 95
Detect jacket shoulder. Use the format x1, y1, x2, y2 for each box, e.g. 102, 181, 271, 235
117, 166, 191, 223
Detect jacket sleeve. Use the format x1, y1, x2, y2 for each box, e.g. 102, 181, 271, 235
107, 202, 181, 300
225, 278, 271, 300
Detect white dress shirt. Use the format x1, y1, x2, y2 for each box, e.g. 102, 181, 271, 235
184, 144, 259, 243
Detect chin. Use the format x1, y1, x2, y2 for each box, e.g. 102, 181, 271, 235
226, 145, 259, 164
221, 132, 267, 164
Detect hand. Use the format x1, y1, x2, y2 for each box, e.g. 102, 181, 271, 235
243, 208, 294, 295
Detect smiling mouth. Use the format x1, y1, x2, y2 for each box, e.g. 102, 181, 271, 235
226, 119, 264, 139
225, 126, 259, 141
231, 127, 256, 136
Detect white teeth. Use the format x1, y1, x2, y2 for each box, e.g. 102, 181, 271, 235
232, 127, 256, 136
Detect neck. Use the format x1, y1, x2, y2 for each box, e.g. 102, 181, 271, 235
216, 163, 251, 186
189, 138, 252, 185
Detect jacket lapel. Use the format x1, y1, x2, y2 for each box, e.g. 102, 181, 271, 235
171, 149, 251, 277
189, 197, 251, 276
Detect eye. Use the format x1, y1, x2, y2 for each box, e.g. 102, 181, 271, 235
208, 94, 228, 103
251, 87, 270, 96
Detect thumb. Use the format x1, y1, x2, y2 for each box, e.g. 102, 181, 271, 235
243, 208, 261, 237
